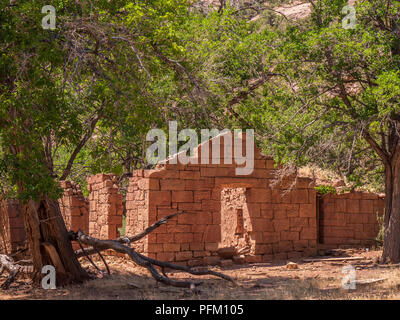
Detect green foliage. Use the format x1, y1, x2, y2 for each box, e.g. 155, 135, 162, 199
376, 212, 385, 245
1, 0, 398, 202
315, 185, 337, 195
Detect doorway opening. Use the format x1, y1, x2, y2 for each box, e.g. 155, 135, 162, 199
220, 188, 252, 256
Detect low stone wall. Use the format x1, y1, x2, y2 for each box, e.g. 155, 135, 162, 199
319, 192, 385, 246
59, 181, 89, 234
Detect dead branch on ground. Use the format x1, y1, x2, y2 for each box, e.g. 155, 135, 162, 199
74, 210, 186, 258
69, 210, 236, 289
70, 230, 235, 289
0, 254, 33, 290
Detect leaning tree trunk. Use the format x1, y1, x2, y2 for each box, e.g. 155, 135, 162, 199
382, 146, 400, 263
23, 197, 89, 285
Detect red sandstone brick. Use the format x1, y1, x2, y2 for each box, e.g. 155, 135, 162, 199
273, 219, 290, 232
172, 191, 193, 203
157, 252, 175, 261
137, 178, 159, 190
204, 225, 220, 242
293, 240, 309, 250
175, 251, 193, 261
191, 224, 207, 232
177, 202, 202, 211
248, 169, 271, 179
271, 189, 282, 203
177, 213, 196, 225
265, 159, 275, 169
167, 224, 191, 233
346, 199, 360, 213
261, 208, 273, 219
193, 250, 209, 258
347, 214, 369, 224
335, 199, 346, 212
107, 215, 122, 226
325, 227, 354, 238
203, 256, 220, 265
249, 231, 263, 242
262, 232, 280, 243
151, 191, 171, 205
190, 243, 204, 251
255, 160, 266, 168
200, 167, 236, 177
163, 243, 181, 252
185, 178, 215, 190
280, 231, 299, 241
296, 178, 313, 189
180, 171, 201, 180
157, 207, 178, 216
361, 193, 379, 200
360, 200, 374, 214
273, 208, 287, 219
299, 203, 315, 217
215, 177, 266, 189
363, 224, 377, 235
300, 227, 316, 240
157, 233, 174, 243
252, 219, 274, 232
160, 179, 186, 191
201, 199, 219, 211
275, 241, 293, 252
175, 232, 194, 243
285, 204, 299, 217
194, 191, 211, 202
147, 243, 163, 253
246, 203, 261, 217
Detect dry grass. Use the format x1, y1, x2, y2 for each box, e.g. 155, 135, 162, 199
1, 248, 400, 300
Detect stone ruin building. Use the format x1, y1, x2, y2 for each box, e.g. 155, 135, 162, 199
0, 132, 385, 266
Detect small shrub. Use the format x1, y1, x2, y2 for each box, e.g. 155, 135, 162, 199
315, 185, 337, 195
376, 212, 385, 245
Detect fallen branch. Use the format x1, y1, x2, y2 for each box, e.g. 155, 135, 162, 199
302, 256, 366, 263
74, 210, 186, 258
71, 230, 236, 289
354, 278, 386, 285
0, 254, 33, 290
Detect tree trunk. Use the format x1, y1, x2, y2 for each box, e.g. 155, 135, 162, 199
382, 146, 400, 263
23, 197, 89, 286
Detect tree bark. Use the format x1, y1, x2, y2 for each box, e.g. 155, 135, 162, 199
382, 144, 400, 263
23, 197, 89, 285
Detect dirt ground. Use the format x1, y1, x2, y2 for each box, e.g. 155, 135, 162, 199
1, 247, 400, 300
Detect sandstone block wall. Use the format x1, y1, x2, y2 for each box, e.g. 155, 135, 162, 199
125, 132, 318, 266
319, 192, 385, 246
0, 200, 25, 254
59, 181, 89, 234
0, 136, 386, 263
87, 174, 123, 240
